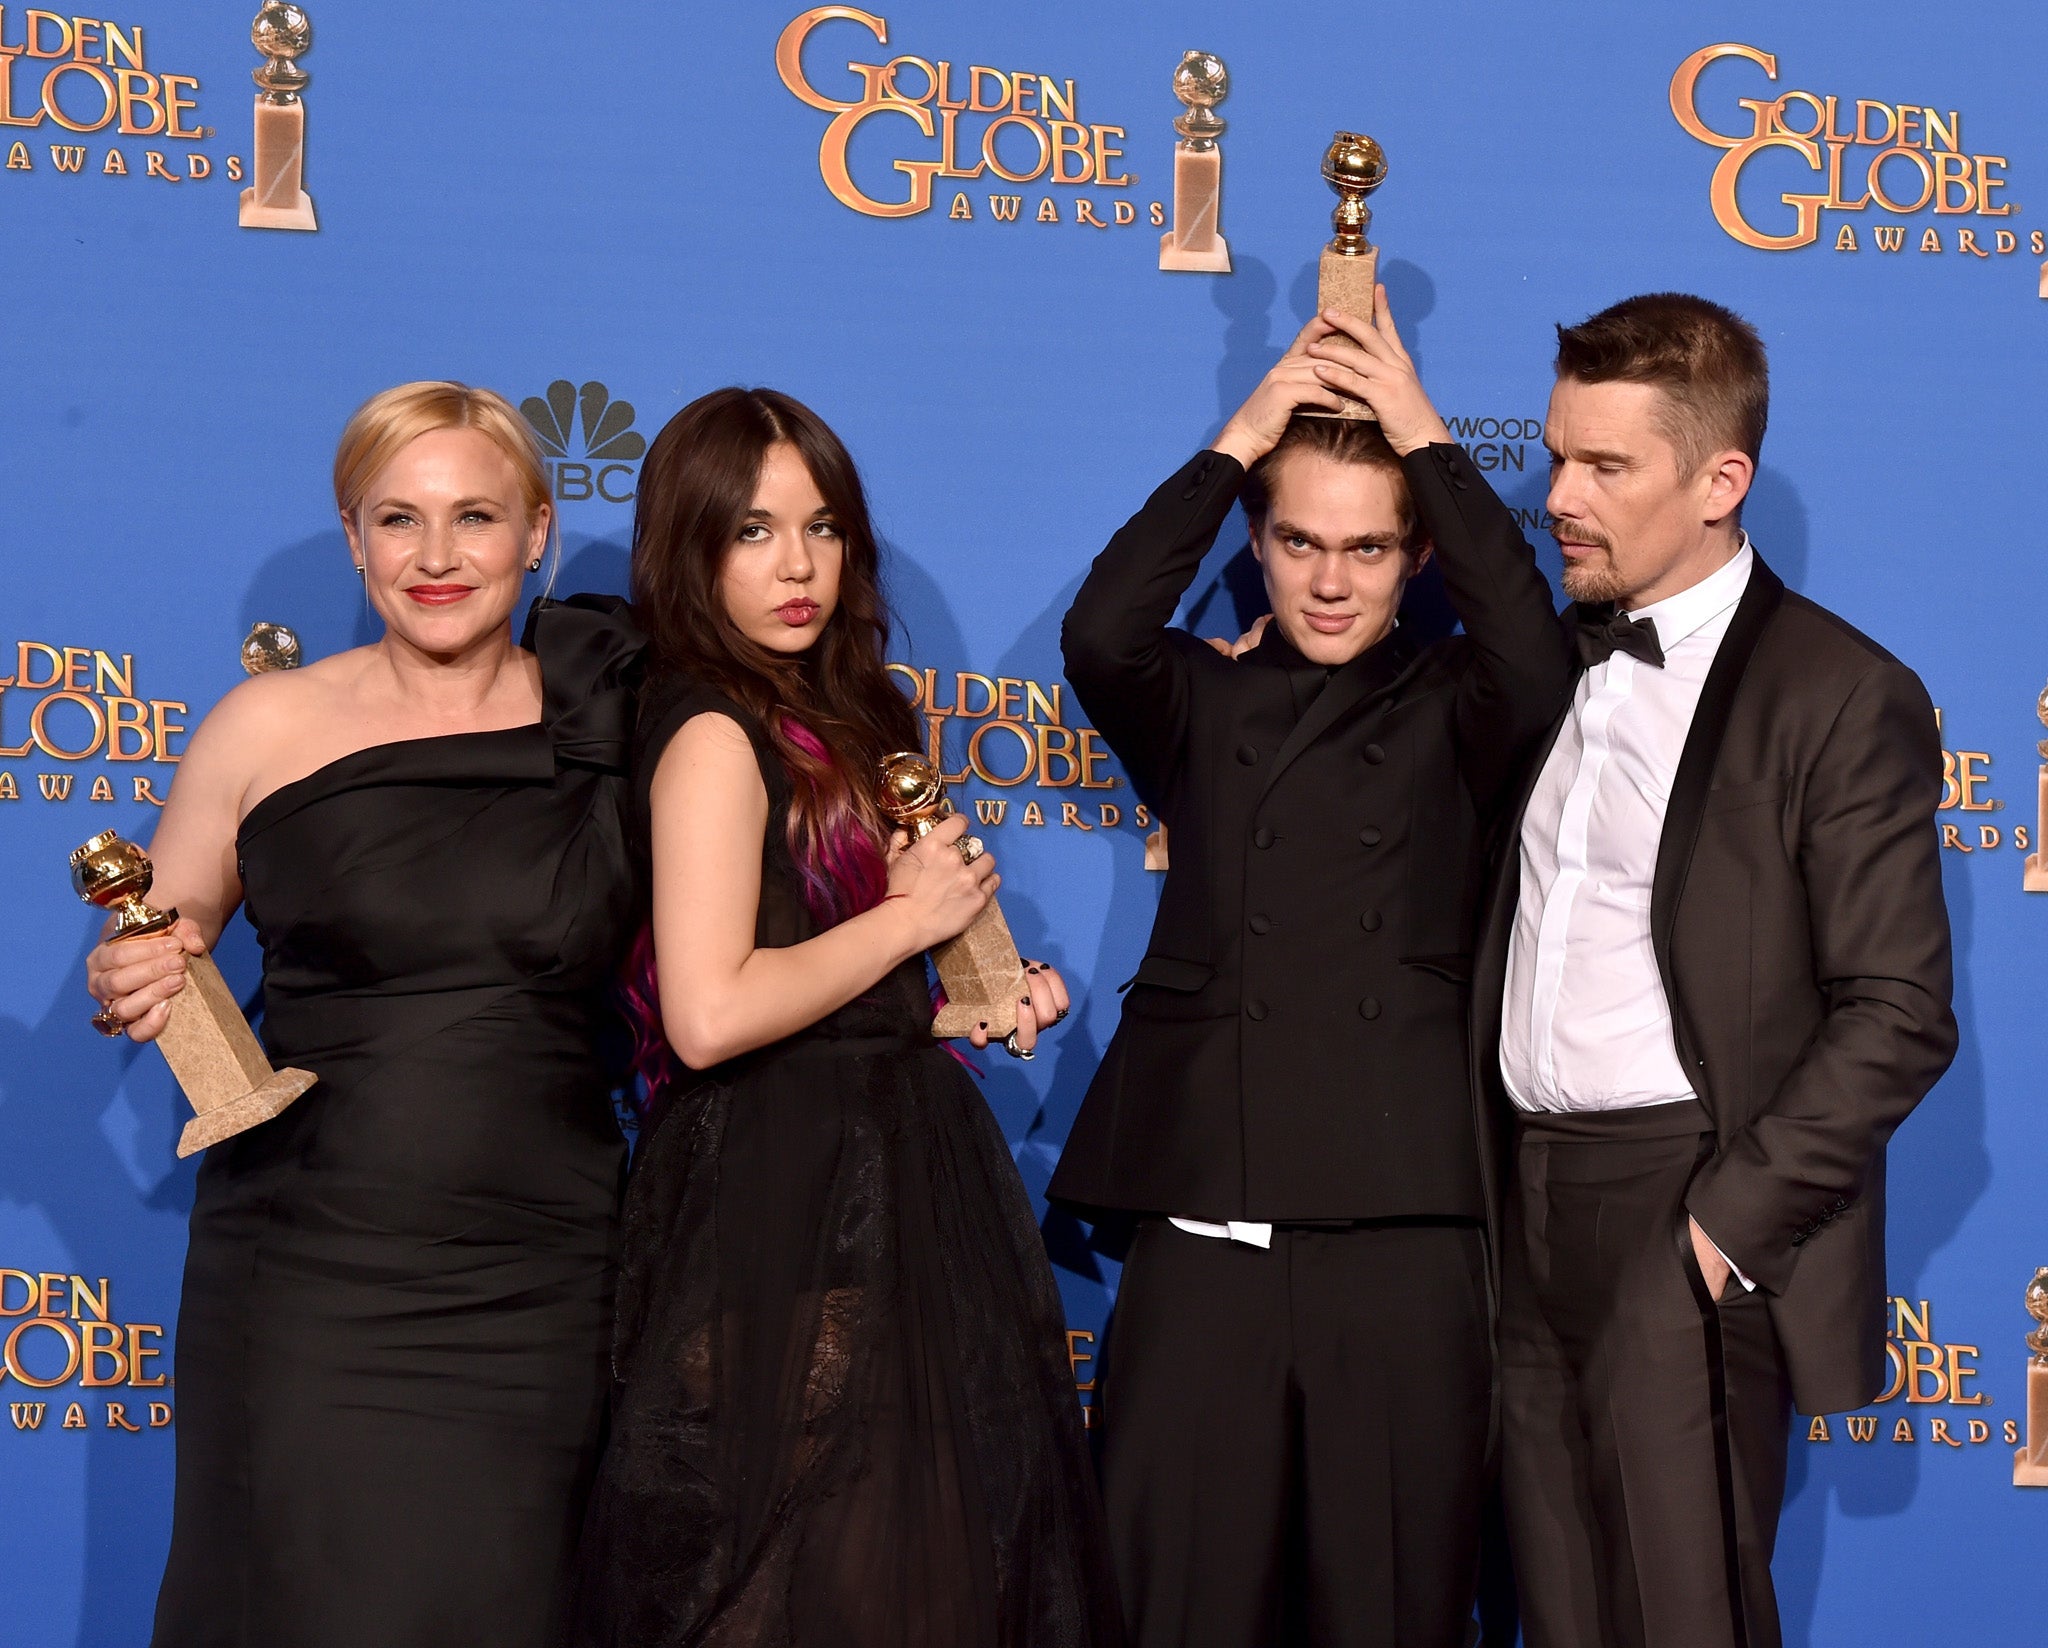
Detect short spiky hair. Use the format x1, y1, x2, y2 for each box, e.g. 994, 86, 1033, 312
1554, 293, 1769, 476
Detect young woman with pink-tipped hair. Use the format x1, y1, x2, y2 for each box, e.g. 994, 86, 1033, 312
569, 387, 1122, 1648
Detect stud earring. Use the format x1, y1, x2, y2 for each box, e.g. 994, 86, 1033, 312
352, 563, 363, 577
527, 557, 542, 572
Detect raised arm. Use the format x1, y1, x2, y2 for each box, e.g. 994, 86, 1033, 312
1305, 289, 1572, 809
647, 712, 1062, 1067
1683, 661, 1957, 1293
1063, 318, 1352, 801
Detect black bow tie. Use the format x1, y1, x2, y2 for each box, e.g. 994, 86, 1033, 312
1575, 609, 1665, 670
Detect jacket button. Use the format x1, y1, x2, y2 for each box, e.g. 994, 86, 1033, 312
1248, 913, 1272, 935
1358, 997, 1382, 1020
1360, 909, 1382, 932
1237, 744, 1258, 765
1358, 826, 1382, 847
1181, 486, 1199, 500
1363, 743, 1385, 764
1254, 826, 1274, 849
1246, 1000, 1269, 1021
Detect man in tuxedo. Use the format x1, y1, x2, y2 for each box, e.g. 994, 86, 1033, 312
1051, 292, 1569, 1648
1484, 293, 1957, 1648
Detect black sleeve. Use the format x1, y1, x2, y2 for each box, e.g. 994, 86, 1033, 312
1059, 450, 1246, 805
1399, 443, 1573, 810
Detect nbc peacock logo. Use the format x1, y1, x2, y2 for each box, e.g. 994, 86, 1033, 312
519, 380, 645, 505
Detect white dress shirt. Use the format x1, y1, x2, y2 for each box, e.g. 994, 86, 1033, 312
1500, 543, 1754, 1114
1499, 541, 1756, 1282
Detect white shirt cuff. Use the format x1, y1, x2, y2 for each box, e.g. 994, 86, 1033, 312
1705, 1231, 1755, 1292
1167, 1217, 1274, 1249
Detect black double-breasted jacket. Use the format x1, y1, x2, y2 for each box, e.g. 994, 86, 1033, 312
1048, 444, 1570, 1223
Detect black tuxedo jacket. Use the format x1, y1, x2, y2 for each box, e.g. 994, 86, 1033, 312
1049, 444, 1569, 1221
1473, 555, 1958, 1414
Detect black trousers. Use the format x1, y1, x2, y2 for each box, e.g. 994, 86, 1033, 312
1499, 1102, 1793, 1648
1097, 1218, 1491, 1648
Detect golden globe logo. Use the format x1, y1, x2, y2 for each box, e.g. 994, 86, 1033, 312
776, 7, 1142, 227
0, 639, 186, 805
0, 10, 228, 187
1670, 43, 2040, 262
1806, 1297, 2017, 1451
886, 663, 1153, 837
1, 1267, 172, 1436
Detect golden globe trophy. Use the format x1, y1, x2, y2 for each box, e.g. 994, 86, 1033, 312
72, 833, 316, 1157
878, 751, 1028, 1041
239, 3, 318, 232
241, 620, 303, 675
2014, 1267, 2048, 1486
1304, 131, 1389, 421
1158, 51, 1232, 274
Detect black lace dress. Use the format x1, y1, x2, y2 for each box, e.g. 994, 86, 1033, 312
570, 679, 1122, 1648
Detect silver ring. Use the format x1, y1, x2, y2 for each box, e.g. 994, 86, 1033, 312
958, 836, 985, 864
1002, 1030, 1035, 1061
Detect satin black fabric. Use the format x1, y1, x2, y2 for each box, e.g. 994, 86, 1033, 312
570, 677, 1123, 1648
1499, 1104, 1792, 1648
150, 597, 645, 1648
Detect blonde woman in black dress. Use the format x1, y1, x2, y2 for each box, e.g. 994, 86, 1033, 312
84, 383, 643, 1647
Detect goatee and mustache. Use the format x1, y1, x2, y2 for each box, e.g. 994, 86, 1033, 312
1554, 522, 1624, 604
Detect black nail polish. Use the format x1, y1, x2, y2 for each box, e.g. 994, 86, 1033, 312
978, 1022, 987, 1029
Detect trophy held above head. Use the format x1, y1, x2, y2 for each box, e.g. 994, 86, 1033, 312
1306, 131, 1389, 421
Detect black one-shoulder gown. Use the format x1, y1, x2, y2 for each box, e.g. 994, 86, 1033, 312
150, 598, 644, 1648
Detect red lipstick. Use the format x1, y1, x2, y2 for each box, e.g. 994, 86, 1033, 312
405, 584, 475, 606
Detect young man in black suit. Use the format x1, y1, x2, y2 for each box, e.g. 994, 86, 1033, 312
1051, 292, 1570, 1648
1483, 294, 1956, 1648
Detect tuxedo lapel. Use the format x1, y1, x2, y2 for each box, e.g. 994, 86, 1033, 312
1647, 556, 1786, 1067
1254, 628, 1424, 808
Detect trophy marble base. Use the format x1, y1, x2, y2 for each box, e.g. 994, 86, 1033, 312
239, 185, 317, 231
929, 898, 1027, 1041
1304, 244, 1382, 421
157, 950, 317, 1158
2016, 1362, 2048, 1486
240, 96, 317, 231
1160, 146, 1230, 271
1160, 230, 1231, 273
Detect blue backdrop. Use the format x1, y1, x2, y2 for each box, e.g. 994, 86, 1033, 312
3, 3, 2043, 1641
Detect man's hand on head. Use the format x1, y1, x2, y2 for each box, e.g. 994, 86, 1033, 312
1203, 614, 1272, 660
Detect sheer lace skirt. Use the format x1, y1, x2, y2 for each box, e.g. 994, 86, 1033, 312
569, 1039, 1122, 1648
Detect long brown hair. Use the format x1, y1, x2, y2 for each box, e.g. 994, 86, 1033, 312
630, 387, 919, 917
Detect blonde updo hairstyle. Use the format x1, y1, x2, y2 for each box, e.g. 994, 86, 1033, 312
332, 381, 557, 588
